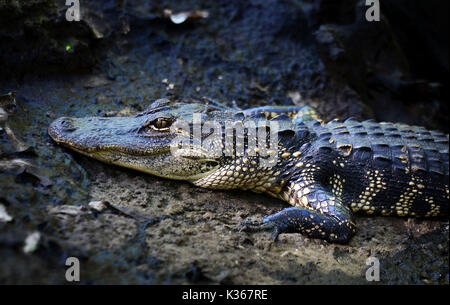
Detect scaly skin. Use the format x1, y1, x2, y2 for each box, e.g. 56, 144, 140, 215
48, 99, 449, 243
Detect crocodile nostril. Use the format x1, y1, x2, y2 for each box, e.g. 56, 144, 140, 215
57, 117, 77, 132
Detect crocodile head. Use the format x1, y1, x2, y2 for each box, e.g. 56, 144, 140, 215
48, 99, 234, 181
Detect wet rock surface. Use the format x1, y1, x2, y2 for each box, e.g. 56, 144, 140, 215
0, 0, 448, 284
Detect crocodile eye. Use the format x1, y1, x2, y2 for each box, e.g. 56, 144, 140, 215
148, 118, 173, 131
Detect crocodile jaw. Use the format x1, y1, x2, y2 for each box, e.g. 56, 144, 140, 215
48, 115, 220, 181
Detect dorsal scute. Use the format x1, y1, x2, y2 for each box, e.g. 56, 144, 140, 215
270, 114, 292, 122
249, 112, 267, 120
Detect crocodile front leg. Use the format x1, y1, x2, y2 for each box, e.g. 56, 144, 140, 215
242, 182, 356, 243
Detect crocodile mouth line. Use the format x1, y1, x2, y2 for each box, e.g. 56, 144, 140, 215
52, 137, 220, 181
51, 136, 171, 157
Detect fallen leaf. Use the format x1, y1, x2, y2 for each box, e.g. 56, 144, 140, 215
23, 231, 41, 254
0, 204, 13, 223
3, 124, 30, 153
88, 200, 107, 212
0, 92, 17, 114
163, 9, 209, 24
0, 158, 52, 186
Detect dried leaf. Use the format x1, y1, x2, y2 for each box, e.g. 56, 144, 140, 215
0, 91, 17, 114
23, 231, 41, 254
0, 107, 7, 122
0, 158, 52, 186
48, 205, 85, 216
3, 124, 30, 153
83, 75, 110, 88
163, 9, 209, 24
0, 204, 13, 223
88, 200, 107, 212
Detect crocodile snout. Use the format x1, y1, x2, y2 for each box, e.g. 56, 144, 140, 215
48, 117, 77, 143
48, 113, 174, 157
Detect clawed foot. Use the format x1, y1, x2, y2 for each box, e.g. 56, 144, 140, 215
240, 219, 281, 241
240, 206, 355, 244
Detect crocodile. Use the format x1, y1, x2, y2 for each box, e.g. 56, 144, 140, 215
48, 99, 449, 243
